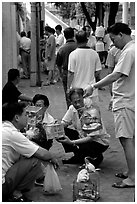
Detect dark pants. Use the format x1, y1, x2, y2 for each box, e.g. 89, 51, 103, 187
62, 72, 71, 109
2, 157, 41, 201
21, 50, 30, 77
63, 128, 108, 164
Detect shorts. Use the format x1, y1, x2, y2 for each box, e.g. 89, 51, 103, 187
113, 108, 135, 139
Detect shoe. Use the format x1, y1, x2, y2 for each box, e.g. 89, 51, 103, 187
115, 172, 128, 179
8, 194, 32, 202
112, 180, 135, 188
35, 177, 44, 186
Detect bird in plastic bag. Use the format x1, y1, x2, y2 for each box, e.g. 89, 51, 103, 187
43, 164, 62, 195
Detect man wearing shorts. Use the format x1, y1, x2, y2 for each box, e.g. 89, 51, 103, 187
84, 22, 135, 188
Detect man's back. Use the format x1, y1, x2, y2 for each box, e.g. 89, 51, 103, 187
68, 47, 102, 90
2, 81, 21, 105
56, 39, 77, 70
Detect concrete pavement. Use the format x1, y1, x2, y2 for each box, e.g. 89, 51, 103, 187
18, 72, 135, 202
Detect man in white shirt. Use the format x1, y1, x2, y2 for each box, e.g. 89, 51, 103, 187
67, 30, 102, 105
84, 23, 135, 188
20, 31, 31, 78
2, 102, 58, 202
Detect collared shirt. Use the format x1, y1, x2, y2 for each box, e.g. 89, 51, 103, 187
62, 103, 110, 146
112, 40, 135, 111
106, 46, 121, 68
2, 121, 39, 184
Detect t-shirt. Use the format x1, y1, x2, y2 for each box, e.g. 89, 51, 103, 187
112, 41, 135, 111
2, 121, 39, 184
2, 81, 22, 105
68, 47, 102, 97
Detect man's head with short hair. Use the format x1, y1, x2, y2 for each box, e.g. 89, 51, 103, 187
63, 27, 74, 40
20, 31, 26, 37
107, 22, 132, 50
45, 26, 53, 34
55, 24, 62, 32
107, 22, 131, 36
2, 102, 27, 122
75, 30, 88, 44
8, 69, 20, 82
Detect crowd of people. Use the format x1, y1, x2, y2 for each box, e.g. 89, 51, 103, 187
2, 22, 135, 201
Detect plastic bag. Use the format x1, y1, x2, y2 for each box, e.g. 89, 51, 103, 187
43, 164, 62, 194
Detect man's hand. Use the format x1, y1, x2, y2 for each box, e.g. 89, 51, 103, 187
50, 158, 59, 169
57, 135, 72, 145
83, 85, 94, 98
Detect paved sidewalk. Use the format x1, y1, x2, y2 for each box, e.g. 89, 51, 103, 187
18, 72, 135, 202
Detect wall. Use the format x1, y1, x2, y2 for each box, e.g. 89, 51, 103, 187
2, 2, 17, 87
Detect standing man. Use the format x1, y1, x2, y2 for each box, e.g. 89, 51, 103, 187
67, 30, 102, 105
44, 26, 56, 85
20, 31, 31, 79
84, 23, 135, 188
56, 27, 77, 108
82, 25, 96, 50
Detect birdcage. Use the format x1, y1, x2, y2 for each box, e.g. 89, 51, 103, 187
43, 123, 65, 140
73, 168, 100, 202
26, 106, 42, 129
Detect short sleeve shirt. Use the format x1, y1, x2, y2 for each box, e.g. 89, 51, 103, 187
112, 41, 135, 111
68, 47, 102, 96
2, 121, 39, 184
105, 46, 121, 68
2, 81, 21, 105
62, 104, 110, 145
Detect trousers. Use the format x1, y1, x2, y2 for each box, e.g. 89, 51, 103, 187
2, 157, 41, 201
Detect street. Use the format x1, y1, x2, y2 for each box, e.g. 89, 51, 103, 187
18, 71, 135, 202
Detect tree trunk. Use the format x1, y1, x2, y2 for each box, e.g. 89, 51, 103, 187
80, 2, 96, 32
108, 2, 119, 27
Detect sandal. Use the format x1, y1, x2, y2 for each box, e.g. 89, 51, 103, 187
115, 172, 128, 179
112, 180, 135, 188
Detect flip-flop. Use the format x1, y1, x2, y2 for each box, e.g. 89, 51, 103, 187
112, 180, 135, 188
115, 172, 128, 179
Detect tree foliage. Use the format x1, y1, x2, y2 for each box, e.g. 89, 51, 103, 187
50, 2, 119, 29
